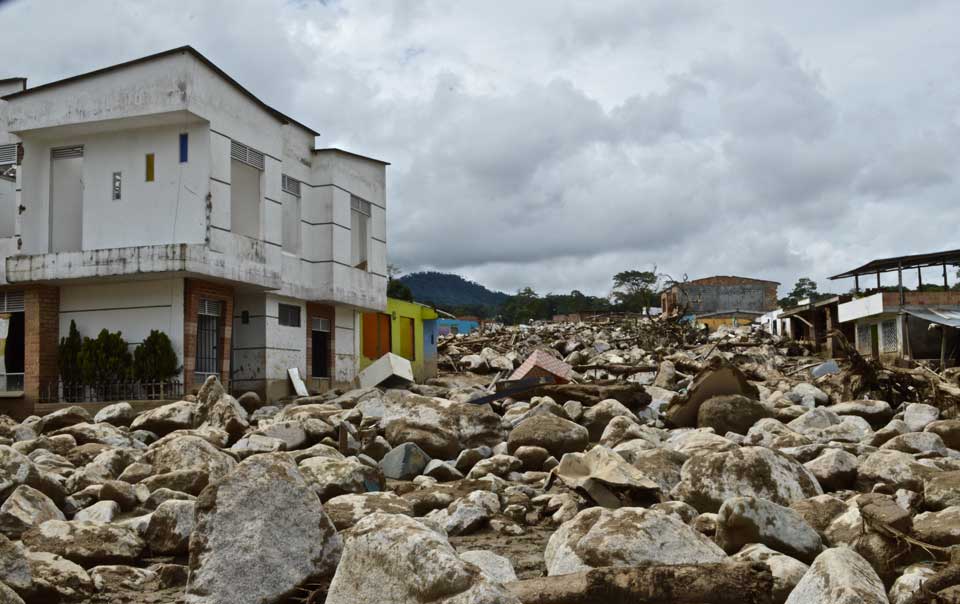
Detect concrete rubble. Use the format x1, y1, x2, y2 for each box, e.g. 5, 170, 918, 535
1, 316, 960, 603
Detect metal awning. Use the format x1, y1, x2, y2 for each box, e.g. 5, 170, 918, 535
829, 249, 960, 280
903, 306, 960, 329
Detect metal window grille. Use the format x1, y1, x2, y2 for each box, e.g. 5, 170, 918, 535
51, 146, 84, 160
351, 195, 371, 216
282, 174, 301, 197
881, 320, 898, 353
0, 290, 24, 312
0, 144, 16, 165
312, 317, 330, 332
196, 299, 222, 377
278, 303, 301, 327
856, 323, 871, 353
230, 140, 265, 171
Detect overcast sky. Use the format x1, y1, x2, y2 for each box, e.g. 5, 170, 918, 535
3, 0, 959, 297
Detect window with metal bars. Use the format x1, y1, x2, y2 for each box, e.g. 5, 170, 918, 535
278, 303, 301, 327
195, 299, 221, 377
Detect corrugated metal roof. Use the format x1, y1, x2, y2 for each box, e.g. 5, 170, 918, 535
903, 306, 960, 329
829, 249, 960, 280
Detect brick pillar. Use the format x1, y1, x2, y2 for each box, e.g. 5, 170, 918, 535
183, 279, 234, 394
23, 285, 59, 418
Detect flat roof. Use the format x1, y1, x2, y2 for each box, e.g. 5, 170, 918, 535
830, 249, 960, 280
686, 275, 780, 286
314, 147, 390, 165
1, 46, 320, 136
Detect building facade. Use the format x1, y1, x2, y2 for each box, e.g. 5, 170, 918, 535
661, 275, 779, 327
0, 47, 388, 417
359, 298, 438, 383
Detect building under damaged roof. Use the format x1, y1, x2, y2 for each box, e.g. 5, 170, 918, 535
660, 275, 779, 329
830, 249, 960, 365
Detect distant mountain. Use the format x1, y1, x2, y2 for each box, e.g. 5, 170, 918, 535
398, 271, 510, 311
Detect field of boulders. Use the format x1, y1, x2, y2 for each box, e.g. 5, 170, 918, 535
2, 317, 960, 603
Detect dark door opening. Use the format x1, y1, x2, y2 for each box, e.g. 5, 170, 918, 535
312, 329, 330, 378
196, 312, 220, 381
3, 311, 24, 391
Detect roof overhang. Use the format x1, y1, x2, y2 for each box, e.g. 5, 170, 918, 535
830, 249, 960, 280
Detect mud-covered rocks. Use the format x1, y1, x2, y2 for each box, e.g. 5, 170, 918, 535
784, 547, 888, 604
912, 506, 960, 547
924, 471, 960, 510
23, 550, 93, 602
672, 446, 822, 513
143, 435, 237, 484
22, 520, 144, 567
804, 448, 859, 491
0, 534, 31, 594
731, 543, 808, 604
698, 394, 771, 436
507, 414, 588, 458
0, 485, 64, 538
185, 453, 342, 604
716, 496, 822, 563
324, 492, 414, 530
299, 456, 385, 500
379, 392, 504, 458
326, 513, 519, 604
545, 507, 725, 576
857, 449, 934, 491
146, 499, 195, 555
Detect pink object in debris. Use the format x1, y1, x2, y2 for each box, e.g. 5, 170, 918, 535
509, 349, 574, 383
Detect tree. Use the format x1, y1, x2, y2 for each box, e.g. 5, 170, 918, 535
133, 330, 180, 382
612, 269, 661, 315
77, 329, 133, 385
501, 287, 543, 324
58, 320, 83, 383
779, 277, 831, 308
387, 278, 414, 301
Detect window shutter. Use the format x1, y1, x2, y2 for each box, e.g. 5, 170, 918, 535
52, 146, 84, 160
282, 174, 301, 197
230, 141, 264, 171
0, 144, 16, 165
0, 291, 24, 312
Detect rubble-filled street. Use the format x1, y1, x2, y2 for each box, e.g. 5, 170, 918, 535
1, 315, 959, 603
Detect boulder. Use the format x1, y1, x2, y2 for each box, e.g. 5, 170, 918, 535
423, 460, 464, 482
99, 480, 138, 511
459, 550, 518, 584
621, 448, 686, 493
0, 485, 64, 538
784, 547, 888, 604
229, 434, 285, 459
467, 454, 522, 479
143, 435, 237, 484
130, 401, 196, 435
903, 403, 939, 432
912, 506, 960, 547
254, 420, 308, 450
888, 564, 937, 604
789, 494, 849, 534
857, 449, 934, 491
830, 400, 893, 428
326, 513, 518, 604
379, 442, 431, 480
880, 432, 947, 456
664, 362, 758, 427
324, 492, 414, 530
39, 406, 92, 433
545, 507, 724, 576
141, 469, 210, 496
582, 399, 638, 441
22, 520, 144, 567
185, 453, 342, 604
716, 496, 822, 563
146, 499, 195, 555
507, 414, 588, 459
93, 402, 136, 426
88, 564, 158, 592
23, 550, 93, 602
671, 446, 823, 513
236, 391, 263, 414
299, 456, 385, 501
443, 491, 500, 536
73, 500, 119, 523
730, 543, 808, 604
379, 392, 504, 459
804, 448, 858, 491
0, 533, 31, 594
0, 582, 23, 604
924, 471, 960, 510
925, 419, 960, 449
697, 395, 771, 436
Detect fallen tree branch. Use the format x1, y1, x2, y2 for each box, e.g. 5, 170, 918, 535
505, 562, 774, 604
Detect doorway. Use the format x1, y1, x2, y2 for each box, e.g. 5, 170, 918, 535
311, 317, 330, 378
50, 146, 84, 253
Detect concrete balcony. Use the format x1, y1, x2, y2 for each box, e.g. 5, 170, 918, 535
5, 240, 281, 290
839, 291, 960, 323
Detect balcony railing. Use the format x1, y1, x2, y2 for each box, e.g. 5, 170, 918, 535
41, 380, 184, 404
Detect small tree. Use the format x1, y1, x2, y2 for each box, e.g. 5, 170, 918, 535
78, 329, 133, 385
612, 268, 661, 315
58, 320, 83, 383
133, 330, 180, 382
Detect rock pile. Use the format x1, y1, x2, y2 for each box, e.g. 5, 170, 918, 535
1, 319, 960, 603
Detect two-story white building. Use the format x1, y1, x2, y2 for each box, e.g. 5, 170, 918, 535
0, 47, 388, 418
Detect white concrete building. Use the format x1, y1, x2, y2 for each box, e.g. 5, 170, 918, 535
0, 47, 388, 416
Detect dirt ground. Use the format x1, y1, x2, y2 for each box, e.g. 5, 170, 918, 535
450, 525, 554, 580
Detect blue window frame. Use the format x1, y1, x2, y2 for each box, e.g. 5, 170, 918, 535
179, 133, 188, 163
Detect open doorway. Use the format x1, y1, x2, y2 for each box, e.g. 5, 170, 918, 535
50, 146, 84, 252
0, 291, 25, 392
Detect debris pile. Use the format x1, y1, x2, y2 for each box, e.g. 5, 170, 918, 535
2, 316, 960, 603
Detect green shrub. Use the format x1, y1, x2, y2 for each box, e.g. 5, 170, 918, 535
58, 320, 83, 383
77, 329, 133, 384
133, 330, 180, 382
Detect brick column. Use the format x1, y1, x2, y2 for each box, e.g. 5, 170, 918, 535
183, 279, 234, 394
23, 285, 59, 418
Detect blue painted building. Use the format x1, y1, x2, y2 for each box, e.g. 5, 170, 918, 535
438, 318, 479, 336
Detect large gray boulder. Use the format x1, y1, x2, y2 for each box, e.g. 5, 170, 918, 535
0, 446, 64, 505
716, 496, 822, 563
730, 543, 808, 604
857, 449, 934, 491
326, 513, 519, 604
903, 403, 939, 432
507, 414, 588, 459
185, 453, 342, 604
131, 401, 196, 435
0, 485, 64, 538
379, 392, 504, 459
22, 520, 144, 567
672, 446, 823, 513
24, 550, 93, 602
143, 435, 237, 484
544, 507, 725, 576
697, 395, 771, 436
0, 533, 31, 595
379, 442, 431, 480
93, 402, 136, 426
145, 499, 195, 555
324, 492, 414, 530
298, 456, 385, 501
784, 547, 887, 604
39, 406, 92, 433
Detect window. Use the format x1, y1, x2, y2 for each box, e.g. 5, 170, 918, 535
351, 196, 371, 269
278, 303, 301, 327
282, 175, 301, 255
882, 320, 898, 353
112, 172, 122, 201
179, 133, 189, 163
145, 154, 155, 182
230, 140, 263, 240
195, 299, 222, 379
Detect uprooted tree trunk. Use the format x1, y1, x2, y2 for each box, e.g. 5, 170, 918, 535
505, 563, 774, 604
528, 381, 651, 409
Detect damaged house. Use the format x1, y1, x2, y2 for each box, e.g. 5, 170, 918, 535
830, 249, 960, 364
0, 47, 388, 418
660, 275, 779, 329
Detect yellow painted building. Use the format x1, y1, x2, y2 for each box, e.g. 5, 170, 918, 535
359, 298, 439, 382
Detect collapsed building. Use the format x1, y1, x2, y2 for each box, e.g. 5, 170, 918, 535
661, 275, 779, 329
0, 47, 391, 418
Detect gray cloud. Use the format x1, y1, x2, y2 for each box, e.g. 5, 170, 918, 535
3, 0, 959, 297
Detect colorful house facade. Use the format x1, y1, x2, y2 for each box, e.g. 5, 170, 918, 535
359, 298, 439, 382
